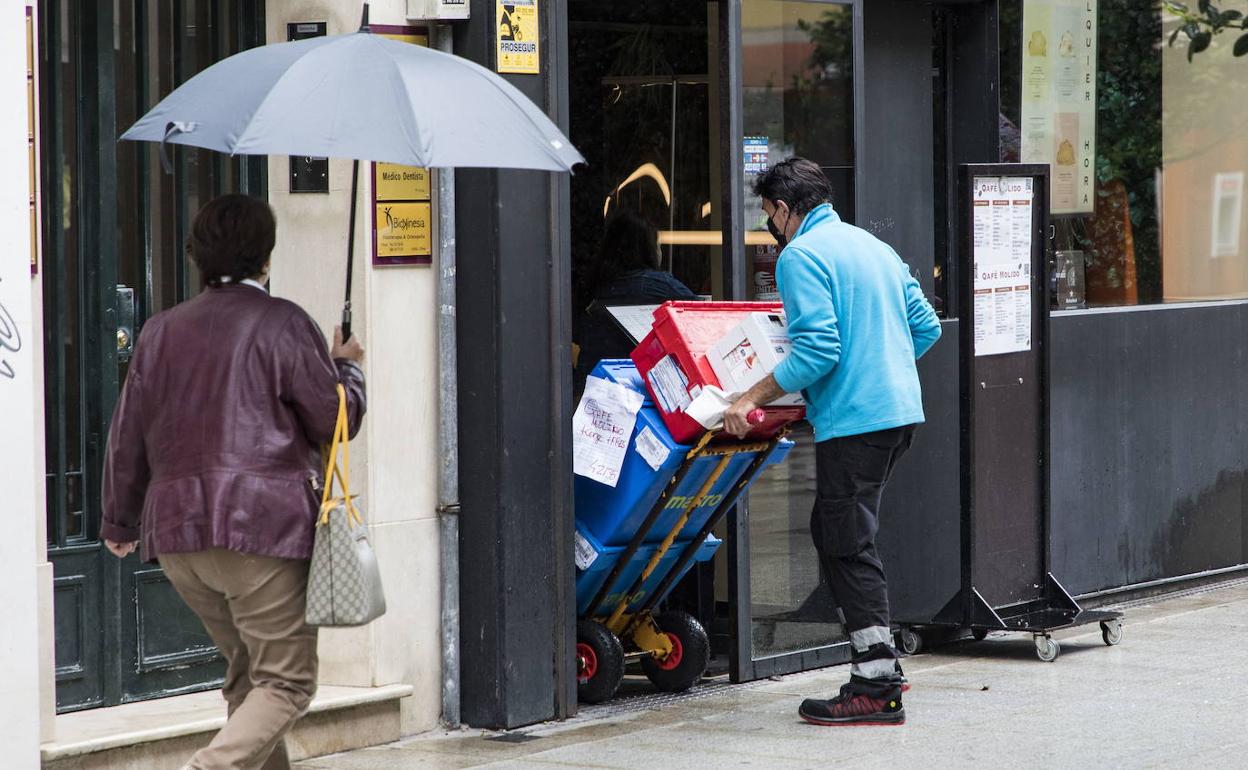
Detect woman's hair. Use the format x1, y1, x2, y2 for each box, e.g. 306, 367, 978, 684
186, 194, 277, 286
595, 209, 660, 285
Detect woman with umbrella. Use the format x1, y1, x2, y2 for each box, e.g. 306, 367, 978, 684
101, 195, 366, 770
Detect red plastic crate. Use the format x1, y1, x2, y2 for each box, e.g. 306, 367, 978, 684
630, 301, 806, 443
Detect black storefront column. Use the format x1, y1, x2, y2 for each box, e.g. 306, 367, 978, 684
453, 0, 576, 729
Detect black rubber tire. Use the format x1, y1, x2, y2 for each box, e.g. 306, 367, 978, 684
972, 627, 989, 641
577, 620, 624, 704
1101, 619, 1123, 646
897, 627, 923, 655
1035, 635, 1060, 662
640, 611, 710, 693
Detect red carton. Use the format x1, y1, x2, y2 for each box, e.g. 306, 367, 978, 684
630, 301, 806, 443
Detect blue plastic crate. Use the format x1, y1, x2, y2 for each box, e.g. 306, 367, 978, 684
574, 524, 721, 616
575, 360, 793, 547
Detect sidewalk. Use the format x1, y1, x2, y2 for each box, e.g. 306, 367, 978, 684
297, 579, 1248, 769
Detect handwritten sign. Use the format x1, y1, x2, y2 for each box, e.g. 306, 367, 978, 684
572, 376, 644, 487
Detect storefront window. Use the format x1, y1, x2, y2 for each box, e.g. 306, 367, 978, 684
1002, 1, 1248, 306
569, 2, 719, 308
742, 0, 854, 660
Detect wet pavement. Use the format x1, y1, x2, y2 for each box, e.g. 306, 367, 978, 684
297, 578, 1248, 769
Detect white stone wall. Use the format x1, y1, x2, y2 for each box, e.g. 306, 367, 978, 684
264, 0, 444, 736
1, 2, 49, 765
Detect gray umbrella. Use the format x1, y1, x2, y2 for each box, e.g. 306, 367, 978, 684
121, 5, 584, 335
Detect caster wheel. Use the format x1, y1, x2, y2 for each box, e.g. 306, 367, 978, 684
1035, 634, 1060, 662
897, 627, 923, 656
577, 620, 624, 703
641, 611, 710, 693
971, 627, 989, 642
1101, 619, 1123, 646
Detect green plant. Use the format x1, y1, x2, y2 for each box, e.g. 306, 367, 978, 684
1162, 1, 1248, 59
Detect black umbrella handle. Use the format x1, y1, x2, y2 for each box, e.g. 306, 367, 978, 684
343, 158, 359, 342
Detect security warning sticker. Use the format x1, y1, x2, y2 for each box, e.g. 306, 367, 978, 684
496, 0, 539, 74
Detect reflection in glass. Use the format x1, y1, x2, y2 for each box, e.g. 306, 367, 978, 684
741, 2, 855, 659
569, 2, 719, 308
742, 1, 854, 303
1001, 1, 1248, 306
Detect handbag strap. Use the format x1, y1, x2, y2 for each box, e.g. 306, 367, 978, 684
319, 384, 363, 527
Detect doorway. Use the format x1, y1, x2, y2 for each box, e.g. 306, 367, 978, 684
566, 0, 861, 685
39, 0, 265, 712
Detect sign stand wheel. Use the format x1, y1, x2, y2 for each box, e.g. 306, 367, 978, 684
1101, 619, 1123, 646
1034, 633, 1060, 662
897, 627, 924, 656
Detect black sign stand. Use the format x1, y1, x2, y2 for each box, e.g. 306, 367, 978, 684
903, 164, 1122, 662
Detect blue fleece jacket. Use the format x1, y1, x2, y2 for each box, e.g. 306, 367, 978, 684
772, 204, 941, 441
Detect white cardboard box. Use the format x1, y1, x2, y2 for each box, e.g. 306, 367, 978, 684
706, 312, 805, 406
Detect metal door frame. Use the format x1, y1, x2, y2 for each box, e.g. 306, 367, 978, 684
724, 0, 864, 683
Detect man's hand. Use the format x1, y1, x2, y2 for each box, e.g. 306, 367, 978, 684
105, 539, 138, 558
724, 396, 760, 438
331, 325, 364, 364
722, 374, 789, 438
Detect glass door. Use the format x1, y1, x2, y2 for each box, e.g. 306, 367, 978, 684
730, 0, 860, 681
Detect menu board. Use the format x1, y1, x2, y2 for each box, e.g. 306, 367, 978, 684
972, 177, 1034, 357
1020, 0, 1098, 215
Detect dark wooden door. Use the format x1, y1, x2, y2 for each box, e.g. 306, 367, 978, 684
40, 0, 266, 712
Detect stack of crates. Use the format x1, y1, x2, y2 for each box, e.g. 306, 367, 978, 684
573, 359, 792, 619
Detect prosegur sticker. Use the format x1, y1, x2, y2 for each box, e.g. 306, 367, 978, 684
634, 426, 670, 471
574, 530, 598, 571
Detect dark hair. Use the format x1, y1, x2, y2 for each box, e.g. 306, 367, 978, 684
595, 209, 660, 285
186, 194, 277, 286
751, 157, 833, 216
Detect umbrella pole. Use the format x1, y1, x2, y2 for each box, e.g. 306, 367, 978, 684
343, 158, 360, 339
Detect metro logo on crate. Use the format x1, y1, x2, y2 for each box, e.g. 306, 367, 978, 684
630, 301, 806, 443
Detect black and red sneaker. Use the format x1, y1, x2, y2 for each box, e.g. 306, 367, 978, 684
799, 678, 906, 727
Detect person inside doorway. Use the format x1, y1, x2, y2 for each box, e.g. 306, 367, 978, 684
723, 158, 941, 727
100, 194, 367, 769
573, 208, 698, 396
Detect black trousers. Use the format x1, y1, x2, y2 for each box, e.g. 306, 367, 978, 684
811, 425, 916, 635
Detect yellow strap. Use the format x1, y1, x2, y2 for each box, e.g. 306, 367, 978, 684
318, 385, 363, 528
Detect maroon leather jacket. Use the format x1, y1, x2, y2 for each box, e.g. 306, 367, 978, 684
101, 284, 366, 561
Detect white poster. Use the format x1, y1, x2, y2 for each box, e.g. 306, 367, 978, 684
972, 177, 1034, 357
572, 376, 644, 487
1020, 0, 1097, 215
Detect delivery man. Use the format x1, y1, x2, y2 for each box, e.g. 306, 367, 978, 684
724, 158, 941, 726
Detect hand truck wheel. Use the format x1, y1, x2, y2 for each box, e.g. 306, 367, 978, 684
577, 619, 624, 703
971, 627, 989, 641
640, 611, 710, 693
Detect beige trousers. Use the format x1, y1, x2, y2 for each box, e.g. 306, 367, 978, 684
160, 548, 319, 770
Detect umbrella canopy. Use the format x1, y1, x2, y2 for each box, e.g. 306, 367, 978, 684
120, 30, 584, 172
